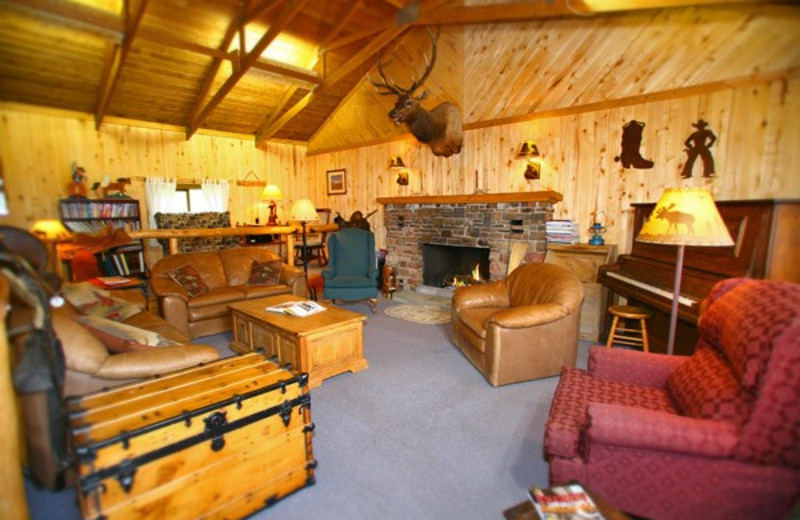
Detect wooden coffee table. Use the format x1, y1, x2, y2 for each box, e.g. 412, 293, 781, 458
228, 294, 368, 389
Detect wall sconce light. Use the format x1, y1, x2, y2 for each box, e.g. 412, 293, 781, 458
517, 140, 541, 180
389, 156, 409, 186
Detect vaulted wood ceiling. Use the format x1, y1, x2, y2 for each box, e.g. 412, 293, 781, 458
0, 0, 777, 148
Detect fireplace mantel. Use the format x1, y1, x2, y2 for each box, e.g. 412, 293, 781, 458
376, 190, 562, 205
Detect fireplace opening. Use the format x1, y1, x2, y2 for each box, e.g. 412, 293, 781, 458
422, 244, 490, 288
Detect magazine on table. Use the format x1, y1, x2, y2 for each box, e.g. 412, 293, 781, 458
266, 300, 326, 317
528, 483, 605, 520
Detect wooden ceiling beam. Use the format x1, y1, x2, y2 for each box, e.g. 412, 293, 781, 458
251, 57, 321, 87
321, 23, 389, 54
94, 0, 148, 130
256, 22, 409, 144
187, 23, 241, 133
244, 0, 285, 23
320, 0, 362, 47
188, 0, 310, 138
411, 0, 772, 25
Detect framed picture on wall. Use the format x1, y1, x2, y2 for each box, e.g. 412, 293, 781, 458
327, 169, 347, 195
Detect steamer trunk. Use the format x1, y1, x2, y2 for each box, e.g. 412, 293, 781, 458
66, 352, 315, 520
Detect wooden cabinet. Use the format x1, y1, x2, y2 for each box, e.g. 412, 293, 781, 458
545, 244, 618, 342
59, 198, 146, 278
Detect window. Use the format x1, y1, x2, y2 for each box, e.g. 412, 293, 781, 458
173, 184, 211, 213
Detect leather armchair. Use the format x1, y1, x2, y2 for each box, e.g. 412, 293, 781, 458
450, 262, 584, 386
322, 228, 378, 313
543, 278, 800, 520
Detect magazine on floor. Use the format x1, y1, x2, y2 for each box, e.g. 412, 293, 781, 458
266, 300, 326, 317
528, 483, 605, 520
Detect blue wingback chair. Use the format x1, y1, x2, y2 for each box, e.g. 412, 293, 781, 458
322, 228, 378, 313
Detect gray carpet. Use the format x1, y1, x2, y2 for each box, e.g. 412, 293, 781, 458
25, 295, 592, 519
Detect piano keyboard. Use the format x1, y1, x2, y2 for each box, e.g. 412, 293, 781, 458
605, 272, 697, 307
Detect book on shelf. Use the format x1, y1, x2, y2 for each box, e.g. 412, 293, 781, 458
528, 483, 605, 520
266, 300, 326, 317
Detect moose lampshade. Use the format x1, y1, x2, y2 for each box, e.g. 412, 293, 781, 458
636, 187, 733, 354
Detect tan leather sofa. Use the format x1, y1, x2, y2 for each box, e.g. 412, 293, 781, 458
450, 262, 584, 386
150, 247, 307, 339
6, 286, 220, 398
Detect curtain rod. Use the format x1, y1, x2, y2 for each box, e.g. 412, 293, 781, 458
128, 175, 267, 187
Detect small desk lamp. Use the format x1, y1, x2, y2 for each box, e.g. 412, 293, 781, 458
31, 219, 71, 273
259, 184, 284, 226
290, 199, 320, 282
636, 188, 733, 354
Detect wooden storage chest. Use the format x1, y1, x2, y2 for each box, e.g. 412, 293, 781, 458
67, 352, 315, 520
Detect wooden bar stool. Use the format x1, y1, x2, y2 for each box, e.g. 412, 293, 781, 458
606, 305, 651, 352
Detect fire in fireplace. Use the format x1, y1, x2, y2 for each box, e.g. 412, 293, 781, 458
422, 244, 490, 288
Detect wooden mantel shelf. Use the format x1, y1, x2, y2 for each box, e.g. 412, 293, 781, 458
376, 190, 563, 205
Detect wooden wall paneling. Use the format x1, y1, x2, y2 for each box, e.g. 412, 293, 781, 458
778, 80, 800, 197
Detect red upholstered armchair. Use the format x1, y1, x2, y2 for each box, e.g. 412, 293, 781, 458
543, 278, 800, 520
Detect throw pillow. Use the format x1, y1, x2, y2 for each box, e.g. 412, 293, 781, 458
75, 315, 177, 353
52, 308, 108, 373
62, 282, 143, 321
247, 259, 282, 286
167, 264, 210, 297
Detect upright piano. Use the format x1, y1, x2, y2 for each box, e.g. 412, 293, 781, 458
599, 199, 799, 355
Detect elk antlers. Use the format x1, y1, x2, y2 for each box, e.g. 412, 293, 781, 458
370, 27, 440, 99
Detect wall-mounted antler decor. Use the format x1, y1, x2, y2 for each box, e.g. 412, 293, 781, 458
370, 28, 463, 158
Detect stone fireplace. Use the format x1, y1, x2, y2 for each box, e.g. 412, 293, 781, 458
422, 243, 491, 287
378, 191, 561, 290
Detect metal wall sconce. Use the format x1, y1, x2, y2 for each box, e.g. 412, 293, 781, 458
517, 140, 541, 180
390, 156, 409, 185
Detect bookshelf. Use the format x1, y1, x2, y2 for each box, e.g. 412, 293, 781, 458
59, 198, 146, 279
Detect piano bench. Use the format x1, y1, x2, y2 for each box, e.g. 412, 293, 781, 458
606, 305, 652, 352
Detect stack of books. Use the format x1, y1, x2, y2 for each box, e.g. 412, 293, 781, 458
546, 220, 580, 245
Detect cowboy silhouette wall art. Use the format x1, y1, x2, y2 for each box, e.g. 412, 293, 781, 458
681, 119, 717, 178
614, 120, 654, 169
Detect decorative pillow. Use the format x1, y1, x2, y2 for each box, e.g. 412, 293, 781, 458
167, 264, 210, 297
75, 315, 177, 353
667, 341, 755, 426
62, 282, 143, 321
52, 309, 108, 373
247, 259, 282, 286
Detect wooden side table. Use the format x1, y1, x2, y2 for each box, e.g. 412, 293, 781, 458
545, 244, 618, 342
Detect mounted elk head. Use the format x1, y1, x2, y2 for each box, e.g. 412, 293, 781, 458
370, 28, 463, 158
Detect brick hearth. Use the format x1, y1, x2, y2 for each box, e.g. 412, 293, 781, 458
378, 192, 561, 290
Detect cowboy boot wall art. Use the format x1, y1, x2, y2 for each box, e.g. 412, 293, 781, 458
614, 120, 654, 169
681, 119, 717, 178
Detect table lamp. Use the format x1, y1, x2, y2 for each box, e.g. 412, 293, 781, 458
289, 199, 320, 282
31, 219, 71, 273
259, 184, 284, 226
635, 187, 733, 354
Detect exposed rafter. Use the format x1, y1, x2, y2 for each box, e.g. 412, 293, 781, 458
411, 0, 772, 25
94, 0, 147, 130
187, 0, 310, 138
256, 22, 410, 145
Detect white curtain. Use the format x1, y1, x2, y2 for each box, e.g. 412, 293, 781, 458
201, 179, 229, 212
145, 177, 177, 246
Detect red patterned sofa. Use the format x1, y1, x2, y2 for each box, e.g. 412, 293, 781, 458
543, 277, 800, 520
